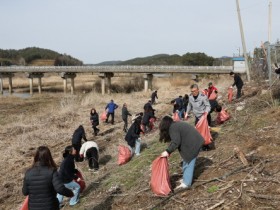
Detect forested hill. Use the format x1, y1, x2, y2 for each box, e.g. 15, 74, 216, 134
0, 47, 83, 66
96, 53, 232, 66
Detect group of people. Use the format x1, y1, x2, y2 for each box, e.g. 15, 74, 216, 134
22, 72, 244, 208
23, 124, 100, 209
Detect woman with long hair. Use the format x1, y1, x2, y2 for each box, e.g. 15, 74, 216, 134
22, 146, 73, 210
90, 108, 100, 136
159, 116, 204, 189
57, 145, 80, 207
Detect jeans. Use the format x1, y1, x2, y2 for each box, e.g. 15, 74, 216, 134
57, 181, 80, 206
128, 138, 141, 156
182, 158, 197, 187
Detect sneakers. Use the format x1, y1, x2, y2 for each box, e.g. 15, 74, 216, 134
174, 182, 189, 190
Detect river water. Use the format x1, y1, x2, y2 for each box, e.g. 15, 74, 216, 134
0, 91, 31, 99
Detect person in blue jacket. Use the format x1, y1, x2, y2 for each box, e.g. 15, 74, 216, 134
105, 99, 118, 124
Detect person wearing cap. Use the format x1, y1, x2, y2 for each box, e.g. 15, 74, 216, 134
151, 90, 158, 104
230, 72, 244, 99
207, 82, 218, 99
122, 103, 132, 133
125, 115, 143, 156
105, 99, 118, 124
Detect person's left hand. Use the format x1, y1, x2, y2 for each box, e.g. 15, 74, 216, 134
161, 151, 169, 157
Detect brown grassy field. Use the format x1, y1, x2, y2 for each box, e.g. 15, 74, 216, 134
0, 74, 279, 210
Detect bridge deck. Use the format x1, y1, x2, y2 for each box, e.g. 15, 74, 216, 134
0, 65, 233, 74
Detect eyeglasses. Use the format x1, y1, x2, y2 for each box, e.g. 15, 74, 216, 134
191, 89, 198, 93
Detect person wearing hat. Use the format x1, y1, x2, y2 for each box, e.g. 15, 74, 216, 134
207, 82, 218, 99
105, 99, 119, 124
122, 103, 132, 133
125, 115, 143, 156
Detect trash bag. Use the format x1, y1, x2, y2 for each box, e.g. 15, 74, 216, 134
20, 196, 28, 210
100, 110, 107, 122
196, 113, 212, 145
149, 117, 156, 130
172, 111, 180, 122
74, 170, 86, 193
228, 87, 233, 103
208, 92, 217, 100
118, 145, 131, 165
150, 156, 171, 196
216, 109, 230, 124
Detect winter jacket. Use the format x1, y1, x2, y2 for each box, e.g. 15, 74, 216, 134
80, 141, 99, 157
232, 74, 244, 88
58, 155, 77, 184
175, 97, 183, 111
72, 125, 87, 146
125, 121, 142, 148
122, 106, 132, 120
166, 122, 204, 163
105, 102, 118, 113
143, 102, 153, 112
22, 164, 73, 210
90, 113, 99, 126
142, 111, 155, 126
208, 86, 218, 98
186, 93, 211, 119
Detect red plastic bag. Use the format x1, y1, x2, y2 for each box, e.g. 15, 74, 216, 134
118, 145, 131, 165
149, 117, 156, 130
201, 89, 208, 96
172, 112, 180, 122
208, 92, 217, 100
196, 113, 212, 145
74, 170, 86, 193
100, 111, 107, 122
20, 196, 28, 210
150, 156, 171, 196
228, 87, 233, 103
216, 109, 230, 124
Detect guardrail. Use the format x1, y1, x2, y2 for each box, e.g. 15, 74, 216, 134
0, 65, 233, 74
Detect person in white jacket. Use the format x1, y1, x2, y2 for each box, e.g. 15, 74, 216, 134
79, 141, 99, 172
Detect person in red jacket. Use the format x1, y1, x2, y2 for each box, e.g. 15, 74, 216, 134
207, 82, 218, 98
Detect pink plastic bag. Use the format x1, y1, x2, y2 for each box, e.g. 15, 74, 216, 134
208, 92, 217, 100
100, 111, 107, 122
172, 112, 180, 122
20, 196, 28, 210
150, 156, 171, 196
216, 109, 230, 124
196, 113, 212, 145
118, 145, 131, 165
228, 88, 233, 103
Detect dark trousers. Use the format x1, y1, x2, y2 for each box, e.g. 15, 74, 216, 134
92, 125, 100, 135
123, 118, 128, 132
237, 87, 242, 99
195, 114, 211, 126
106, 112, 115, 124
86, 147, 99, 170
73, 143, 83, 162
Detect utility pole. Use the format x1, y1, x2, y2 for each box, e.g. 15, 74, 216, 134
236, 0, 251, 81
268, 1, 272, 43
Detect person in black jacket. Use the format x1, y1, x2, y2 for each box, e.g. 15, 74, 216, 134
230, 71, 244, 99
22, 146, 73, 210
72, 125, 87, 162
57, 146, 80, 207
122, 103, 132, 133
90, 108, 100, 136
151, 90, 158, 104
125, 115, 143, 156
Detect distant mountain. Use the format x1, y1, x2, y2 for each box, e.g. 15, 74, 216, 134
94, 60, 123, 66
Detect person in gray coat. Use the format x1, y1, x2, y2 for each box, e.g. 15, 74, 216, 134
160, 116, 204, 189
185, 84, 211, 125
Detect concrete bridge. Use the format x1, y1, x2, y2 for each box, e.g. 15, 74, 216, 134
0, 65, 233, 95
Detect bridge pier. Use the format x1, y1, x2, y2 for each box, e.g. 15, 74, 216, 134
27, 73, 44, 95
60, 73, 76, 94
143, 74, 153, 92
99, 72, 114, 95
0, 73, 14, 95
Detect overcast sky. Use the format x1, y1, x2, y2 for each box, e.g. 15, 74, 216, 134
1, 0, 279, 64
